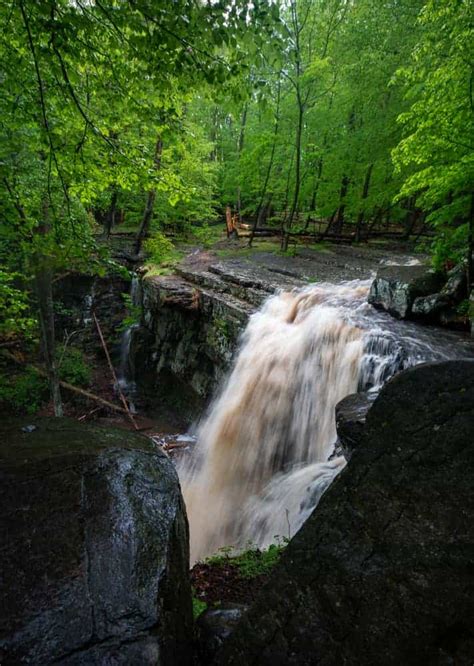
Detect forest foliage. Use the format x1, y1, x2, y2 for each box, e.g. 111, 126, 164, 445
0, 0, 473, 409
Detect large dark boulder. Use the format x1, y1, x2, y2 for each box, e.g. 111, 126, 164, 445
368, 265, 445, 319
412, 264, 469, 329
214, 360, 474, 666
0, 418, 193, 665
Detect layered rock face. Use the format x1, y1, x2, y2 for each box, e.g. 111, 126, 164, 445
135, 259, 304, 406
214, 360, 474, 666
0, 418, 193, 665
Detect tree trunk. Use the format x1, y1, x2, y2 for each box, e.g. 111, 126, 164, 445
467, 192, 474, 294
283, 98, 304, 250
103, 188, 118, 239
250, 80, 281, 247
210, 106, 219, 162
355, 163, 373, 242
331, 174, 350, 235
304, 158, 324, 232
236, 104, 248, 220
35, 264, 62, 416
135, 136, 163, 255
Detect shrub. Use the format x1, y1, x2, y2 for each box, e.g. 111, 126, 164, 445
58, 346, 91, 387
192, 592, 208, 620
0, 368, 48, 415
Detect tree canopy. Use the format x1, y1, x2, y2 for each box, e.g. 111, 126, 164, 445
1, 0, 473, 409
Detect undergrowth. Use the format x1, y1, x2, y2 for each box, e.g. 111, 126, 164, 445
205, 540, 287, 579
0, 346, 91, 414
192, 591, 208, 620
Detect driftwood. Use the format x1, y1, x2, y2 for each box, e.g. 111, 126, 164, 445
93, 313, 139, 431
1, 350, 128, 415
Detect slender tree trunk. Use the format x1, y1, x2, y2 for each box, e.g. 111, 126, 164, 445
258, 195, 273, 226
304, 157, 324, 232
236, 104, 248, 221
331, 174, 350, 235
355, 163, 373, 242
21, 1, 63, 415
282, 98, 304, 251
35, 259, 62, 416
210, 106, 219, 162
103, 188, 118, 239
135, 136, 163, 255
467, 192, 474, 294
250, 80, 281, 247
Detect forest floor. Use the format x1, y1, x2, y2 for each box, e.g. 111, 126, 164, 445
176, 233, 425, 284
191, 560, 270, 607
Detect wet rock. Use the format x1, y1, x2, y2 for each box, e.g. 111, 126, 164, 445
412, 264, 468, 326
335, 391, 376, 460
197, 604, 249, 663
0, 418, 193, 665
412, 292, 450, 319
439, 307, 469, 330
368, 265, 444, 319
214, 360, 474, 666
54, 273, 130, 355
442, 263, 467, 300
140, 272, 252, 405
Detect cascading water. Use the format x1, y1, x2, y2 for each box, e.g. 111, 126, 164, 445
116, 274, 140, 412
179, 278, 472, 562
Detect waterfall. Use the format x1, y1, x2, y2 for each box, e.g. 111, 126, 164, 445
116, 274, 140, 412
179, 279, 470, 562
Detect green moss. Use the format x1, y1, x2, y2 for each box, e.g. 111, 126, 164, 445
456, 299, 470, 316
213, 316, 230, 338
205, 540, 287, 580
192, 591, 208, 619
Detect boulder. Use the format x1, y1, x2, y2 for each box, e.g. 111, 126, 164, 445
0, 418, 193, 665
196, 604, 249, 663
411, 264, 468, 326
368, 265, 444, 319
442, 263, 467, 301
412, 292, 450, 319
214, 360, 474, 666
335, 391, 376, 460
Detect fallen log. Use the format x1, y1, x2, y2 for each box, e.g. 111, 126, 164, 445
1, 350, 128, 415
93, 313, 139, 430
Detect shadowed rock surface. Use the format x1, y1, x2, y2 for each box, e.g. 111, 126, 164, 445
196, 604, 249, 664
214, 360, 474, 666
0, 418, 193, 665
335, 391, 376, 460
